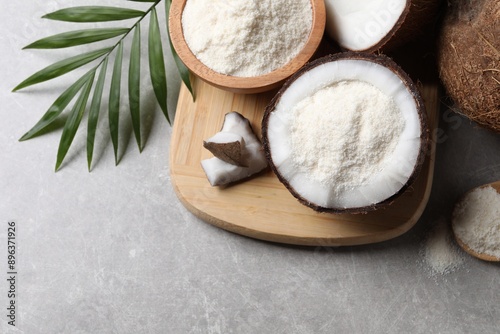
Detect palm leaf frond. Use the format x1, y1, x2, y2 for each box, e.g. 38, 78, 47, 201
165, 0, 193, 98
109, 41, 124, 165
15, 1, 194, 171
13, 48, 111, 92
20, 70, 97, 141
43, 6, 145, 22
148, 7, 169, 123
87, 59, 109, 171
55, 73, 95, 171
24, 28, 129, 49
129, 25, 142, 151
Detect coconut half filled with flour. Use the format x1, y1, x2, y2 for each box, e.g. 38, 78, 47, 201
262, 53, 428, 213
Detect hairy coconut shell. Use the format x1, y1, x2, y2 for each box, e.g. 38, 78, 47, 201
437, 0, 500, 132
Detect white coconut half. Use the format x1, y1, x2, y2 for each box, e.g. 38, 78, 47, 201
262, 53, 428, 213
324, 0, 440, 52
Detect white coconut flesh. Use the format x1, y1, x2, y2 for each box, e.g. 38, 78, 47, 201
324, 0, 407, 51
205, 132, 244, 146
265, 57, 424, 210
201, 112, 268, 186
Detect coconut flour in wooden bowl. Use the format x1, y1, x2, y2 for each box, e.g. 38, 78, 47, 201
169, 0, 326, 93
181, 0, 313, 77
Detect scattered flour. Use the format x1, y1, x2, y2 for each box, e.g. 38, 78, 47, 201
452, 185, 500, 259
181, 0, 313, 77
289, 80, 404, 192
421, 218, 464, 276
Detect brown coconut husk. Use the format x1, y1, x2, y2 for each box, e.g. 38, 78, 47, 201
437, 0, 500, 133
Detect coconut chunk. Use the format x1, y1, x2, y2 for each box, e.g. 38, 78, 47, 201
201, 112, 268, 186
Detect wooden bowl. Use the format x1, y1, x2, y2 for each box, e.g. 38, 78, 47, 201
168, 0, 326, 94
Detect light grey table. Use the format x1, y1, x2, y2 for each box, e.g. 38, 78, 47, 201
1, 1, 499, 333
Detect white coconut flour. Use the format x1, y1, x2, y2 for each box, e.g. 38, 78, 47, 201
181, 0, 313, 77
452, 186, 500, 258
289, 80, 405, 192
421, 218, 464, 276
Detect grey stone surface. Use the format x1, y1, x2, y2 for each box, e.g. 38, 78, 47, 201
1, 1, 499, 333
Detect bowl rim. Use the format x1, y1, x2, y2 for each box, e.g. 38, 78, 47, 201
168, 0, 326, 94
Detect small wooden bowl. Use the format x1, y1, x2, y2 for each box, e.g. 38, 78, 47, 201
168, 0, 326, 94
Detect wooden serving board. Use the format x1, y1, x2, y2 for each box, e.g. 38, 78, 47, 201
170, 45, 440, 246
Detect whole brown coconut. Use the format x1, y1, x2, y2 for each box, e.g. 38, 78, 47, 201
437, 0, 500, 132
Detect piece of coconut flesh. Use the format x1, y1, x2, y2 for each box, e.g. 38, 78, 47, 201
324, 0, 407, 51
264, 56, 424, 211
201, 112, 268, 186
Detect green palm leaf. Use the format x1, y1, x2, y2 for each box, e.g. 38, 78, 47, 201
43, 6, 145, 22
24, 28, 129, 49
148, 7, 169, 123
19, 70, 96, 141
13, 47, 111, 91
55, 73, 95, 171
129, 25, 142, 151
16, 1, 195, 170
87, 59, 109, 171
109, 41, 124, 165
165, 0, 193, 98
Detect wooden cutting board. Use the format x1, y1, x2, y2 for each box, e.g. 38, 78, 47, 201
169, 44, 440, 246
